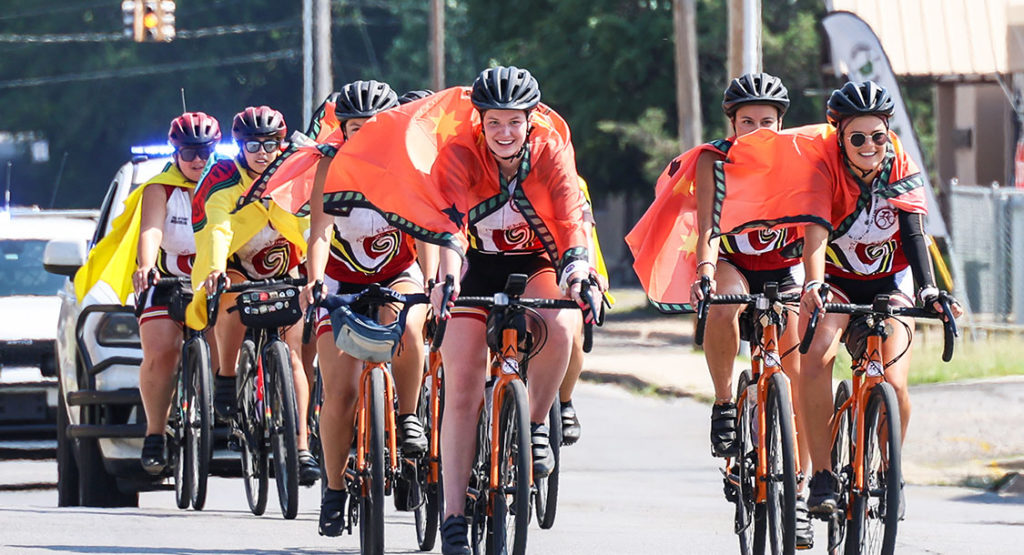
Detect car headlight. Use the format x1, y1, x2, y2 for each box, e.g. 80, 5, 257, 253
95, 312, 141, 347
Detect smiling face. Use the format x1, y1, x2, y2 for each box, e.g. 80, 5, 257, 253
841, 115, 889, 172
732, 104, 782, 137
240, 139, 281, 175
481, 109, 529, 160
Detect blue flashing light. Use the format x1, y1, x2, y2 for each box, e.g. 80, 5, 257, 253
130, 143, 240, 157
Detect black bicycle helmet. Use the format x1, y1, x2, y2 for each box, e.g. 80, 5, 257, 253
168, 112, 221, 147
722, 72, 790, 117
826, 81, 895, 126
471, 66, 541, 111
333, 80, 399, 120
231, 106, 287, 140
398, 89, 435, 105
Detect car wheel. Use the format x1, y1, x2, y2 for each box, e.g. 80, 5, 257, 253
56, 387, 80, 507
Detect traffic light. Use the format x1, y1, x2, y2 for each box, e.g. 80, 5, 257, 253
121, 0, 175, 43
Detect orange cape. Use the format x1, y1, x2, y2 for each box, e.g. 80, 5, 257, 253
711, 123, 926, 240
320, 86, 588, 273
625, 140, 731, 313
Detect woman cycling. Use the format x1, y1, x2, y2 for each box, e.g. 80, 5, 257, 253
186, 105, 320, 486
425, 66, 599, 555
627, 72, 813, 547
134, 113, 223, 474
793, 82, 963, 515
296, 79, 435, 537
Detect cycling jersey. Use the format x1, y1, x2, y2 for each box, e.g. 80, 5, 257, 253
186, 158, 308, 329
467, 175, 546, 254
323, 206, 418, 284
74, 162, 196, 305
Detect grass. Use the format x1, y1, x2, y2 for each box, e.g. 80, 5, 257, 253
830, 330, 1024, 386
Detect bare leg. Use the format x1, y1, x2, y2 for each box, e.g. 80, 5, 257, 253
140, 319, 183, 436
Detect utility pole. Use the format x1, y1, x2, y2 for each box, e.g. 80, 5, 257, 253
302, 0, 313, 125
429, 0, 445, 91
727, 0, 762, 79
313, 0, 333, 106
674, 0, 702, 150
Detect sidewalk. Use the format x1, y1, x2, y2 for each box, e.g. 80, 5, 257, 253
582, 288, 1024, 493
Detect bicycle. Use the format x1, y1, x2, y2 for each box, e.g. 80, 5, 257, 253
145, 274, 214, 511
800, 287, 957, 555
209, 275, 306, 519
413, 312, 445, 551
433, 273, 597, 555
304, 283, 430, 554
694, 277, 803, 555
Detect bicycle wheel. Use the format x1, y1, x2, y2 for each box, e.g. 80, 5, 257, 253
534, 400, 561, 529
172, 365, 190, 510
731, 369, 759, 555
486, 378, 531, 555
360, 367, 387, 555
184, 337, 213, 510
763, 372, 797, 555
266, 340, 299, 520
468, 407, 488, 555
846, 382, 902, 555
415, 370, 439, 551
828, 380, 853, 555
237, 339, 268, 516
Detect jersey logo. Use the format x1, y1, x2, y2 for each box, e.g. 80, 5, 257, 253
252, 241, 292, 277
873, 207, 897, 230
492, 223, 540, 251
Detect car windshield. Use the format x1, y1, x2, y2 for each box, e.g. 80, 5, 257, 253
0, 239, 67, 296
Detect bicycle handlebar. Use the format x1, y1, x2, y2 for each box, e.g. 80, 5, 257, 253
302, 280, 323, 345
431, 274, 455, 352
798, 285, 831, 355
800, 291, 959, 362
694, 277, 799, 347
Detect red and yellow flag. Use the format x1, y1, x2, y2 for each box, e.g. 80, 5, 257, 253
625, 141, 730, 313
712, 123, 926, 238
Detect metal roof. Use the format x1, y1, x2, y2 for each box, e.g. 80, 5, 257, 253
829, 0, 1020, 77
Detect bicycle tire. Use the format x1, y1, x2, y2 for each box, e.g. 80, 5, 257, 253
732, 369, 757, 555
828, 380, 853, 555
415, 368, 439, 551
846, 382, 902, 555
360, 367, 387, 555
238, 339, 268, 516
486, 378, 531, 555
185, 337, 213, 511
172, 366, 191, 510
534, 400, 561, 529
266, 340, 299, 520
763, 372, 797, 555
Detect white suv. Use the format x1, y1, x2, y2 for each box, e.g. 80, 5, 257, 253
44, 155, 170, 507
0, 208, 97, 435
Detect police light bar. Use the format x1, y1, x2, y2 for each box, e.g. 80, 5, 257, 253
130, 143, 240, 157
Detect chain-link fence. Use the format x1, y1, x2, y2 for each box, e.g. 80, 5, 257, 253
949, 183, 1024, 322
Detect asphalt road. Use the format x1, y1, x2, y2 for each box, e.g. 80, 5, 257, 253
2, 380, 1023, 554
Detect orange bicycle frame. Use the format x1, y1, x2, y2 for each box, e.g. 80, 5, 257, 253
355, 361, 400, 490
488, 327, 527, 497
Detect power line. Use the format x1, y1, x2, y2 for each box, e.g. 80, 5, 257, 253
0, 49, 299, 90
0, 20, 297, 43
0, 0, 113, 21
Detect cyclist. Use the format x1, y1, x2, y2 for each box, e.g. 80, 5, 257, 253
793, 82, 963, 515
75, 112, 222, 474
186, 105, 321, 486
426, 66, 600, 555
627, 72, 814, 547
295, 79, 435, 536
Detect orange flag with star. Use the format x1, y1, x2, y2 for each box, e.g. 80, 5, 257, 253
626, 141, 731, 313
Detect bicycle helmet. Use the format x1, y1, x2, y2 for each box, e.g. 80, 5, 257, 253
397, 89, 435, 105
328, 305, 404, 363
168, 112, 221, 147
333, 80, 399, 121
722, 72, 790, 117
471, 66, 541, 111
231, 106, 287, 140
826, 81, 895, 127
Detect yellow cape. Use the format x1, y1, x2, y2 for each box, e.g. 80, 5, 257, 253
186, 159, 309, 329
578, 176, 615, 304
73, 162, 192, 304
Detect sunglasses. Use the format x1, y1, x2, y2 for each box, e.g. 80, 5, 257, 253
243, 139, 280, 154
177, 146, 214, 162
847, 131, 888, 148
